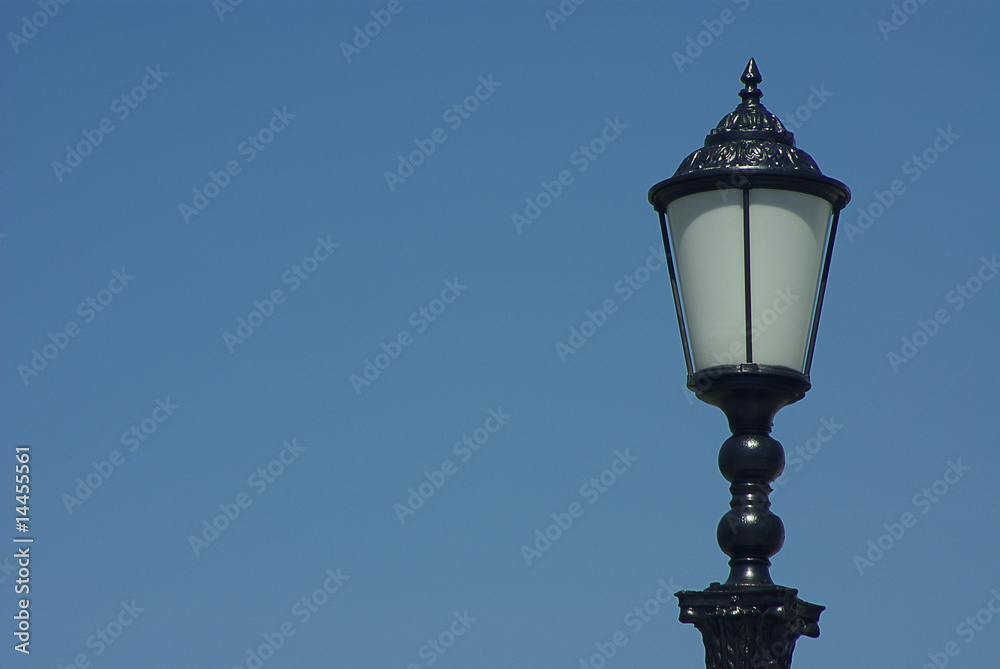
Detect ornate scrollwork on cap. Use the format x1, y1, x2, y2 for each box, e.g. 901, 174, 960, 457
708, 105, 793, 144
675, 140, 821, 174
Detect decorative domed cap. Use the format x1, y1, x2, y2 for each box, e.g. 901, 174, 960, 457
671, 59, 822, 177
648, 58, 850, 212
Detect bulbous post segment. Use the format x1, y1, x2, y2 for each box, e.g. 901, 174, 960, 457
717, 431, 785, 585
687, 364, 811, 586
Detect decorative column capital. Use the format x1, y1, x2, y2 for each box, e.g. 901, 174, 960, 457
677, 585, 823, 669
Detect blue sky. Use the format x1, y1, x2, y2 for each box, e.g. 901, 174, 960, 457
2, 1, 999, 667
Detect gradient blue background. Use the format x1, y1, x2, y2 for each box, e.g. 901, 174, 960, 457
2, 1, 999, 667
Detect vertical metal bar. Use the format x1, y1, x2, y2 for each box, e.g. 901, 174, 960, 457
804, 208, 841, 375
658, 210, 694, 375
742, 188, 753, 363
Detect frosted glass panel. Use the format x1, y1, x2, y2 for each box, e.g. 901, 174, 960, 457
666, 190, 745, 371
748, 190, 831, 370
666, 188, 832, 373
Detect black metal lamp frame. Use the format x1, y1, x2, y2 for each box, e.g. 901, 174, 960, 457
647, 60, 850, 669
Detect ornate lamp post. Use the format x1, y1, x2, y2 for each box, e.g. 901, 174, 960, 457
647, 59, 850, 668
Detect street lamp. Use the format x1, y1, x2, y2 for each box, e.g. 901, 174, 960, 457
648, 59, 850, 669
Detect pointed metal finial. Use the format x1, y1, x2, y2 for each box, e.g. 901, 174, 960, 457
738, 58, 762, 104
